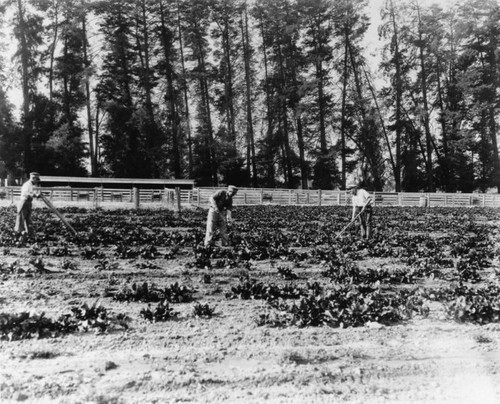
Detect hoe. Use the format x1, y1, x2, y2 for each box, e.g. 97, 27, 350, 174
39, 193, 78, 238
332, 200, 370, 241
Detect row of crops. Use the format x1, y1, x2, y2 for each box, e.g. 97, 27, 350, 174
0, 205, 499, 340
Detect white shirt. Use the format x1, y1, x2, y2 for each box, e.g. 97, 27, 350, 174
20, 180, 37, 201
352, 188, 371, 207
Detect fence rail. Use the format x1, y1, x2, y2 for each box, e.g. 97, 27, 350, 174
0, 186, 176, 208
1, 186, 499, 209
182, 188, 500, 208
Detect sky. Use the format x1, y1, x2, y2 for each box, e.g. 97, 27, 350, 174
3, 0, 458, 118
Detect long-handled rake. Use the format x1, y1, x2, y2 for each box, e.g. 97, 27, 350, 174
39, 193, 78, 238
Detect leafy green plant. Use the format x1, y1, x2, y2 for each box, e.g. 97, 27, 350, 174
164, 247, 179, 259
259, 286, 427, 328
277, 266, 298, 280
94, 259, 120, 271
47, 245, 71, 257
80, 247, 105, 260
139, 245, 158, 259
185, 246, 211, 269
0, 302, 128, 340
69, 302, 110, 333
0, 311, 75, 341
61, 259, 78, 271
136, 261, 160, 269
29, 257, 47, 273
113, 282, 194, 303
214, 258, 238, 269
226, 277, 314, 301
163, 282, 195, 303
28, 244, 42, 256
192, 302, 216, 318
140, 300, 178, 322
446, 285, 500, 324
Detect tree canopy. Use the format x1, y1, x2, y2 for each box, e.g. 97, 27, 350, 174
1, 0, 499, 192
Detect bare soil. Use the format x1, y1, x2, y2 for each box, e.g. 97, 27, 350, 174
1, 206, 500, 404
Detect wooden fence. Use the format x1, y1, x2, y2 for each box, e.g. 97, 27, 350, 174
1, 186, 499, 208
184, 188, 500, 208
0, 186, 177, 208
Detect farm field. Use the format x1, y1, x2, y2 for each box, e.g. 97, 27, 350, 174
1, 204, 500, 404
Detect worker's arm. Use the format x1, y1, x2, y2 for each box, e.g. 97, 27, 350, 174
209, 190, 223, 211
33, 187, 42, 199
363, 190, 373, 207
208, 196, 218, 211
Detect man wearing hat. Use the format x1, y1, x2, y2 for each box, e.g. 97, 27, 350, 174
349, 181, 373, 239
15, 172, 41, 238
204, 185, 238, 247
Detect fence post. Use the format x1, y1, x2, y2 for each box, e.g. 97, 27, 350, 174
197, 188, 201, 207
133, 187, 140, 209
318, 189, 322, 206
244, 193, 247, 204
260, 188, 264, 205
163, 187, 169, 205
175, 187, 181, 216
289, 189, 292, 205
10, 188, 14, 203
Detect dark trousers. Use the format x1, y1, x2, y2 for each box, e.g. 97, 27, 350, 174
354, 205, 372, 239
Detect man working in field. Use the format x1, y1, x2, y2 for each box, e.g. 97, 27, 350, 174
204, 185, 238, 247
15, 172, 41, 239
349, 182, 373, 239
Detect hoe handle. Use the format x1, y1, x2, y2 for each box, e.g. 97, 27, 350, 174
335, 202, 369, 240
40, 194, 78, 237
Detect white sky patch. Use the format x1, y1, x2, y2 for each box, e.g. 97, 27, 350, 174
1, 0, 466, 119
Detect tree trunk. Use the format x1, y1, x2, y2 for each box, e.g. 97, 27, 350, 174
277, 42, 294, 188
416, 4, 434, 191
17, 0, 33, 174
389, 0, 402, 191
487, 30, 500, 192
159, 0, 181, 178
48, 0, 59, 103
176, 0, 193, 177
340, 35, 349, 189
362, 64, 396, 180
81, 3, 96, 176
241, 2, 257, 186
220, 18, 237, 148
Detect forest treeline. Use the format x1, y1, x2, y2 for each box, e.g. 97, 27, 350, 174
1, 0, 499, 192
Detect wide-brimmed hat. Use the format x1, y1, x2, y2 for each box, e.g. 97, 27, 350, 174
228, 185, 238, 192
30, 172, 40, 179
